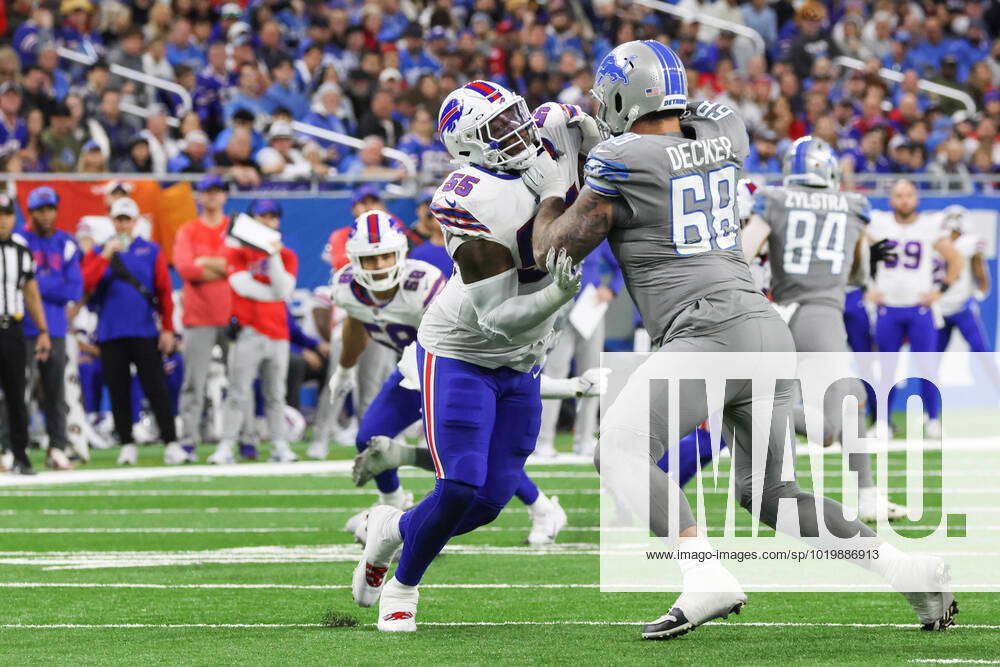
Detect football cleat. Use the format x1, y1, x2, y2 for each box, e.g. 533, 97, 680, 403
345, 509, 369, 544
116, 444, 138, 466
346, 491, 413, 544
207, 445, 235, 465
859, 488, 908, 523
181, 444, 198, 463
163, 442, 189, 465
377, 578, 418, 632
526, 496, 568, 546
352, 505, 403, 607
239, 443, 258, 461
889, 554, 958, 631
46, 448, 75, 471
352, 436, 405, 487
10, 457, 36, 476
268, 445, 298, 463
642, 564, 746, 640
306, 440, 329, 460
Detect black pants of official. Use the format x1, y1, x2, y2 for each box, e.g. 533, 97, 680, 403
0, 322, 30, 462
26, 335, 68, 451
99, 336, 177, 445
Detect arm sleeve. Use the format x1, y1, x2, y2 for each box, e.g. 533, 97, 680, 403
286, 306, 319, 350
464, 268, 576, 342
583, 141, 630, 198
81, 250, 110, 294
267, 250, 296, 300
153, 249, 174, 332
171, 225, 207, 282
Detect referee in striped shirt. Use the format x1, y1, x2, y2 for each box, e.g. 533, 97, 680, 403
0, 193, 52, 475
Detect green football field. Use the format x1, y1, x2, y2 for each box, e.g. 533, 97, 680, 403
2, 438, 999, 665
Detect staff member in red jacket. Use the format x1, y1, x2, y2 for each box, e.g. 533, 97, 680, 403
206, 199, 299, 465
172, 174, 231, 458
81, 197, 186, 466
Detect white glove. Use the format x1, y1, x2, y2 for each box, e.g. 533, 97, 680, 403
545, 247, 582, 296
974, 289, 987, 301
566, 110, 604, 155
571, 367, 612, 398
396, 343, 420, 391
521, 150, 567, 201
327, 364, 356, 406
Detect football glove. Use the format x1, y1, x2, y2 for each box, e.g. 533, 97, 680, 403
328, 364, 356, 407
566, 110, 604, 155
521, 150, 567, 202
869, 239, 897, 277
571, 367, 612, 398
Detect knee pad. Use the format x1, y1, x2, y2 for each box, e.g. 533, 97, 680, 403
462, 497, 505, 529
436, 478, 479, 516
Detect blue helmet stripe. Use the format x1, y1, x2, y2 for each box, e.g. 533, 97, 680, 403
793, 138, 810, 176
643, 40, 686, 104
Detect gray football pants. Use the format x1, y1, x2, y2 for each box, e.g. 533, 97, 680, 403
220, 327, 289, 446
538, 319, 604, 450
596, 313, 876, 544
787, 303, 873, 487
178, 325, 228, 446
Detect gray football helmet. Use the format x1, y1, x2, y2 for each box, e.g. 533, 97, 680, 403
590, 40, 688, 137
783, 136, 841, 189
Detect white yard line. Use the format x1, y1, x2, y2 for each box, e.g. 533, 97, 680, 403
0, 506, 597, 516
910, 661, 1000, 664
2, 621, 999, 630
0, 527, 322, 534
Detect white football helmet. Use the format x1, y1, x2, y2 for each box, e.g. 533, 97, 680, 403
438, 80, 540, 172
345, 210, 408, 292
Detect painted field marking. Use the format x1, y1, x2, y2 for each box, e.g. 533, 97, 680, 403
4, 582, 1000, 591
2, 621, 999, 630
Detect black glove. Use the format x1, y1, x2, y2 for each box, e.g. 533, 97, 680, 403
869, 239, 896, 278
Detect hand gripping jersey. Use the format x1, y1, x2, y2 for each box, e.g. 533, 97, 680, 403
867, 211, 949, 308
584, 100, 772, 346
417, 103, 584, 372
331, 257, 446, 355
936, 232, 986, 317
753, 184, 870, 309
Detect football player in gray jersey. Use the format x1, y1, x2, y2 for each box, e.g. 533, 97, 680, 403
742, 136, 907, 523
523, 40, 956, 640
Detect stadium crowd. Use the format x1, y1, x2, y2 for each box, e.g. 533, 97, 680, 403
0, 0, 1000, 191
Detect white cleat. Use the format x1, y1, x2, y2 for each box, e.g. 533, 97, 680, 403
352, 436, 404, 487
345, 509, 369, 544
163, 442, 188, 465
642, 563, 746, 640
352, 505, 403, 607
888, 554, 958, 631
268, 445, 298, 463
573, 438, 597, 458
0, 450, 13, 472
925, 418, 942, 439
859, 488, 908, 523
116, 444, 138, 466
532, 442, 558, 459
526, 496, 568, 546
305, 440, 329, 460
46, 448, 74, 471
377, 578, 418, 632
206, 446, 235, 465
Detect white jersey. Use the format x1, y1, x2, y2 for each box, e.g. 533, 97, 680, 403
937, 233, 985, 316
868, 212, 948, 307
418, 103, 584, 372
330, 258, 445, 355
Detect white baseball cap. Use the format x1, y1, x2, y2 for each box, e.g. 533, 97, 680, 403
110, 197, 139, 220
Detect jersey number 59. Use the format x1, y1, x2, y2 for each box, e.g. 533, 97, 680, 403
670, 165, 738, 255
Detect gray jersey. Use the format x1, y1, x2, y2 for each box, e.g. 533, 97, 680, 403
584, 100, 772, 346
754, 185, 870, 309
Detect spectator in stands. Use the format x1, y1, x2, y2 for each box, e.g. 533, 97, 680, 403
80, 196, 183, 466
303, 83, 353, 168
0, 82, 28, 160
744, 128, 781, 174
172, 175, 232, 455
224, 63, 268, 121
193, 41, 229, 136
57, 0, 104, 82
40, 102, 81, 172
741, 0, 777, 50
95, 88, 140, 157
399, 23, 439, 84
263, 56, 310, 120
786, 2, 839, 81
76, 60, 109, 118
116, 134, 153, 173
929, 138, 974, 192
137, 105, 174, 173
358, 87, 403, 147
214, 127, 262, 189
12, 5, 55, 68
168, 130, 213, 174
397, 105, 451, 187
108, 27, 145, 102
20, 65, 56, 120
76, 138, 107, 173
19, 109, 47, 172
341, 134, 405, 185
256, 121, 316, 182
166, 19, 204, 70
141, 37, 175, 101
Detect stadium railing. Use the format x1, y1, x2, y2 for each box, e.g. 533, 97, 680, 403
632, 0, 767, 56
833, 56, 977, 114
58, 47, 193, 119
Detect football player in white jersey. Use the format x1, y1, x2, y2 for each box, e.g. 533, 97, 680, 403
934, 205, 991, 352
352, 80, 593, 632
322, 210, 444, 511
867, 179, 964, 436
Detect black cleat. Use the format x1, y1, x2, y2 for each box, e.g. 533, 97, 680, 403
641, 601, 744, 640
10, 459, 37, 475
921, 599, 959, 631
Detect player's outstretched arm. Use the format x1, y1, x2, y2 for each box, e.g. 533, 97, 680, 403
454, 239, 580, 342
531, 188, 616, 268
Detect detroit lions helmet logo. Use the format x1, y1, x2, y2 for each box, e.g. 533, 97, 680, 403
438, 98, 464, 134
596, 53, 637, 86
